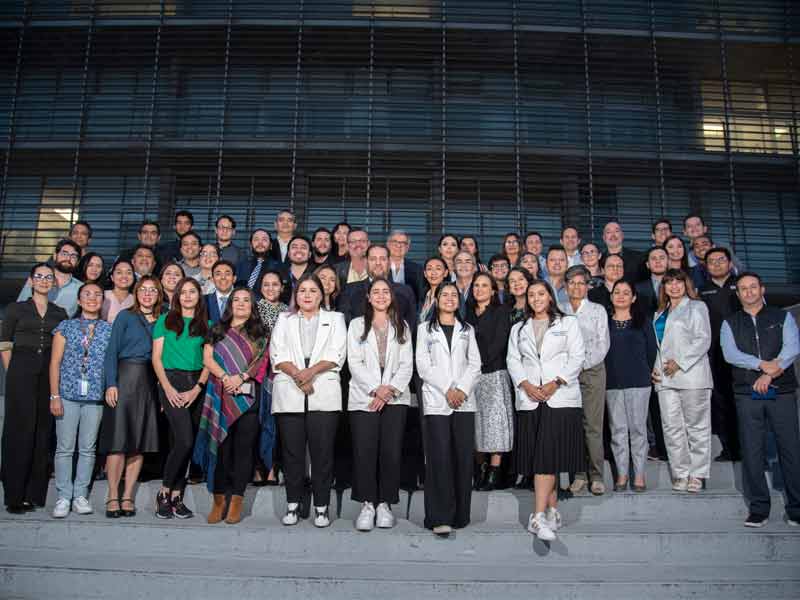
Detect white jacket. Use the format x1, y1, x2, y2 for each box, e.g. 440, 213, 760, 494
415, 321, 482, 416
559, 298, 610, 370
507, 316, 585, 410
653, 297, 713, 391
269, 310, 348, 413
347, 317, 414, 411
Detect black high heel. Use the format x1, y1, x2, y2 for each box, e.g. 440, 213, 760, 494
105, 499, 121, 518
120, 498, 136, 517
479, 466, 499, 491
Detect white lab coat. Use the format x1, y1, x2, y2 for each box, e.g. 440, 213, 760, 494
415, 321, 482, 416
559, 298, 610, 370
506, 315, 585, 410
347, 317, 414, 411
269, 310, 348, 413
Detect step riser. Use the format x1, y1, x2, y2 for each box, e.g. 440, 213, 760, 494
3, 569, 798, 600
2, 522, 798, 564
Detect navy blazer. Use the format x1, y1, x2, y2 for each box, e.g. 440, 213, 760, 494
205, 292, 230, 324
235, 255, 279, 290
393, 259, 423, 305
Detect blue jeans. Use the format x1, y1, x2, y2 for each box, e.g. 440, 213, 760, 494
54, 399, 104, 501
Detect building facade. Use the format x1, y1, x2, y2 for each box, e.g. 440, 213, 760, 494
0, 1, 798, 290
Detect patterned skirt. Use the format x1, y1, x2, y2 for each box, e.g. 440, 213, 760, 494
473, 370, 514, 453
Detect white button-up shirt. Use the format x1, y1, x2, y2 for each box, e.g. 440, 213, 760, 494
559, 298, 610, 370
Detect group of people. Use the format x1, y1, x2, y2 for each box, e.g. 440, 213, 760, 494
1, 209, 798, 541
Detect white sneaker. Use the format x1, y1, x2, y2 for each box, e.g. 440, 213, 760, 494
672, 478, 689, 492
313, 506, 331, 528
282, 502, 300, 526
356, 502, 375, 531
527, 512, 556, 541
52, 498, 70, 518
376, 502, 395, 528
545, 507, 562, 531
72, 496, 93, 515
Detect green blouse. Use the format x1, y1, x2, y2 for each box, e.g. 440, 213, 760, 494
152, 314, 208, 371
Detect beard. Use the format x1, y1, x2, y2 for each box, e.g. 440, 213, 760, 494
55, 259, 75, 275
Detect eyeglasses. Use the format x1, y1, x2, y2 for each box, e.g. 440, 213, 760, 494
200, 251, 219, 258
389, 240, 409, 246
32, 273, 54, 282
139, 287, 159, 294
706, 257, 729, 266
59, 250, 79, 259
567, 280, 588, 286
216, 225, 234, 231
605, 264, 624, 270
580, 249, 598, 256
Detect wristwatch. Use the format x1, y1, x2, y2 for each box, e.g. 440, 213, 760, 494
554, 377, 566, 388
49, 394, 61, 400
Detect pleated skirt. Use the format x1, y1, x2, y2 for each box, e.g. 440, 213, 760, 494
514, 403, 585, 475
98, 360, 160, 455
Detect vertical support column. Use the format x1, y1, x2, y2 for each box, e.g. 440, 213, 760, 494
784, 0, 800, 194
289, 0, 305, 214
0, 3, 28, 251
716, 0, 739, 251
512, 0, 523, 233
213, 0, 234, 215
142, 0, 165, 220
440, 0, 447, 230
649, 0, 666, 215
365, 6, 375, 230
580, 0, 595, 235
69, 0, 97, 226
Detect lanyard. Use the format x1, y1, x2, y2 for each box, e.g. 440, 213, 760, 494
79, 318, 97, 375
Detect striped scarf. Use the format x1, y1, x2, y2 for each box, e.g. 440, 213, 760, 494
193, 327, 265, 491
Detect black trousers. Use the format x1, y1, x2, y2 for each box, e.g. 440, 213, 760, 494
736, 393, 800, 520
159, 369, 202, 491
1, 349, 52, 507
350, 405, 408, 505
423, 412, 474, 530
277, 410, 339, 507
213, 401, 260, 497
710, 352, 740, 456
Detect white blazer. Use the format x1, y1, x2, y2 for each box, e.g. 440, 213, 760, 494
347, 317, 414, 411
269, 310, 348, 413
415, 321, 482, 416
507, 315, 585, 410
653, 297, 713, 391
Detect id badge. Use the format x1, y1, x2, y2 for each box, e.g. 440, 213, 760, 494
79, 377, 89, 397
239, 382, 252, 396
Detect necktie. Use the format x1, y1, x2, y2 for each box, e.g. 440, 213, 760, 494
247, 258, 264, 289
219, 295, 228, 315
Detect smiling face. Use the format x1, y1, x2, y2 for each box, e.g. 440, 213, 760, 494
603, 222, 624, 249
604, 255, 625, 284
215, 217, 235, 243
260, 272, 284, 303
85, 256, 104, 282
333, 225, 350, 249
546, 250, 567, 277
460, 237, 477, 255
366, 246, 390, 279
683, 216, 707, 241
315, 267, 336, 298
180, 235, 201, 262
132, 248, 155, 276
525, 234, 543, 256
250, 231, 271, 255
136, 280, 160, 309
138, 224, 160, 247
160, 265, 183, 293
275, 211, 296, 237
566, 273, 589, 302
560, 228, 580, 254
178, 281, 200, 311
211, 263, 234, 294
519, 254, 539, 278
111, 262, 134, 291
471, 274, 495, 305
735, 275, 764, 309
31, 265, 55, 295
424, 259, 447, 287
664, 276, 687, 302
70, 224, 91, 250
436, 284, 460, 316
507, 270, 529, 298
489, 259, 509, 282
503, 235, 520, 256
288, 239, 311, 265
230, 289, 253, 320
199, 244, 219, 270
647, 248, 668, 276
527, 283, 553, 316
665, 238, 685, 264
438, 236, 459, 261
296, 279, 323, 313
348, 230, 369, 259
611, 281, 635, 311
367, 279, 393, 313
454, 251, 476, 280
313, 231, 332, 256
78, 284, 104, 315
580, 244, 600, 269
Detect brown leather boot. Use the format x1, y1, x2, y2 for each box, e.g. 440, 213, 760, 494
225, 495, 244, 524
207, 494, 226, 524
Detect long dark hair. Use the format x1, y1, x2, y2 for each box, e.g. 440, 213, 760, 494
292, 272, 325, 311
663, 235, 690, 272
427, 281, 469, 333
461, 235, 482, 265
421, 256, 450, 298
109, 259, 135, 292
208, 286, 265, 345
610, 279, 646, 329
657, 267, 698, 313
77, 252, 108, 288
523, 278, 564, 327
466, 271, 500, 313
504, 266, 533, 306
332, 222, 351, 257
165, 277, 209, 338
360, 277, 407, 344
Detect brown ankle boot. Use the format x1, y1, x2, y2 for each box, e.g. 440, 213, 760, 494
207, 494, 226, 524
225, 495, 244, 524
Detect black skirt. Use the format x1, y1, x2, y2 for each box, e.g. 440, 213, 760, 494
514, 403, 585, 476
98, 360, 160, 454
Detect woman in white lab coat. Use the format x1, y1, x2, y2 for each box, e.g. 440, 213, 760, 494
652, 268, 713, 494
347, 278, 413, 531
269, 273, 347, 528
507, 279, 585, 542
416, 281, 482, 536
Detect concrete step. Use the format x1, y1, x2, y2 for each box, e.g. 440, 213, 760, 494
2, 549, 799, 600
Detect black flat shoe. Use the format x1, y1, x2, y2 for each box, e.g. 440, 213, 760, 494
120, 498, 136, 517
6, 505, 26, 514
22, 501, 35, 512
105, 499, 121, 519
613, 481, 629, 492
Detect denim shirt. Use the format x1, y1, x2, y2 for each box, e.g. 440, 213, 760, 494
53, 318, 112, 402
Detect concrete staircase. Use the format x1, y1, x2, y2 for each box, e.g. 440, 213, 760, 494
1, 456, 798, 599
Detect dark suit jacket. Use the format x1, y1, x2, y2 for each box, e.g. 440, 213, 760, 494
235, 255, 279, 289
156, 239, 181, 265
205, 292, 227, 324
336, 279, 418, 337
604, 247, 645, 283
269, 237, 291, 267
335, 259, 371, 292
390, 259, 423, 305
635, 278, 659, 318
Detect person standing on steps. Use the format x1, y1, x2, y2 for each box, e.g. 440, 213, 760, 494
721, 272, 800, 529
270, 274, 347, 528
49, 282, 112, 518
507, 279, 585, 542
416, 281, 482, 537
1, 263, 68, 514
151, 277, 210, 520
347, 278, 413, 531
194, 287, 267, 525
101, 276, 163, 519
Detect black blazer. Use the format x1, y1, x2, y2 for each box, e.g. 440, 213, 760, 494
235, 255, 280, 289
390, 259, 423, 305
269, 236, 291, 267
336, 279, 418, 336
635, 278, 659, 318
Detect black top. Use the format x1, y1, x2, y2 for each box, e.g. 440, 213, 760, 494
588, 285, 612, 312
605, 317, 657, 390
0, 299, 68, 353
698, 275, 740, 344
465, 303, 511, 374
440, 324, 454, 350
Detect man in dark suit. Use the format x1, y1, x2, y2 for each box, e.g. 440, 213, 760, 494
602, 220, 645, 283
387, 229, 422, 305
635, 246, 668, 317
334, 227, 370, 291
274, 235, 315, 305
268, 209, 297, 266
204, 260, 236, 323
157, 209, 194, 265
236, 228, 278, 291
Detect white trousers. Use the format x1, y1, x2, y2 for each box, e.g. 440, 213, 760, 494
657, 388, 712, 480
